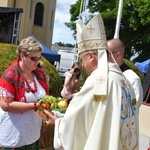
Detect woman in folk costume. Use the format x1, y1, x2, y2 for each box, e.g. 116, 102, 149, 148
0, 37, 49, 149
44, 14, 139, 150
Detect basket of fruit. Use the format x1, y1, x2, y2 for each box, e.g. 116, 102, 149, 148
38, 95, 68, 150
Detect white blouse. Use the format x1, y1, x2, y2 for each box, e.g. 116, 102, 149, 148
0, 76, 46, 148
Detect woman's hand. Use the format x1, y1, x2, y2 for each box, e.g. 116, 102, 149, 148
43, 109, 57, 126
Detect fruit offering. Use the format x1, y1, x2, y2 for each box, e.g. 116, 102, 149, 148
40, 101, 51, 110
37, 101, 50, 120
57, 100, 68, 108
37, 95, 68, 119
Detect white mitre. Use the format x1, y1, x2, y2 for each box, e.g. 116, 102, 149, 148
76, 14, 107, 54
76, 14, 108, 101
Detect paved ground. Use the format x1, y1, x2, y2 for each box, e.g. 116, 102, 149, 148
139, 134, 150, 150
139, 104, 150, 150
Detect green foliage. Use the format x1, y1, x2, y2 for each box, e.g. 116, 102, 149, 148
65, 43, 75, 47
54, 41, 75, 47
0, 43, 63, 97
66, 0, 150, 62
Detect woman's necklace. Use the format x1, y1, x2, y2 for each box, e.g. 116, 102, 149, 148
24, 78, 37, 93
18, 61, 37, 93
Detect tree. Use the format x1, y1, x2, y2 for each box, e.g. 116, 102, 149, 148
65, 0, 150, 62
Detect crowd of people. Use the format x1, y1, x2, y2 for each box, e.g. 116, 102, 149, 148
0, 12, 149, 150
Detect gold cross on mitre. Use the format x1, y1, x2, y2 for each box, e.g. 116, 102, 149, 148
86, 24, 95, 33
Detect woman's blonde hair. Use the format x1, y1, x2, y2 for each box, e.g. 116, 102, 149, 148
16, 37, 43, 56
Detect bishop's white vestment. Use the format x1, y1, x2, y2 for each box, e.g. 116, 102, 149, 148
54, 62, 138, 150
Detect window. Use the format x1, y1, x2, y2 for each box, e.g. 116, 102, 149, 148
34, 2, 44, 26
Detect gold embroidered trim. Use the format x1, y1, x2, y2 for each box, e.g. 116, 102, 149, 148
94, 95, 106, 102
121, 79, 128, 87
78, 39, 107, 54
132, 98, 136, 106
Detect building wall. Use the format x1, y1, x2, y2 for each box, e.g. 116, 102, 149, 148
32, 0, 56, 48
0, 0, 9, 6
15, 0, 33, 42
0, 0, 56, 48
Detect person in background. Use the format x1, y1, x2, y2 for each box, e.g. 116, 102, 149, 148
0, 37, 49, 149
107, 38, 143, 108
61, 62, 82, 100
44, 14, 139, 150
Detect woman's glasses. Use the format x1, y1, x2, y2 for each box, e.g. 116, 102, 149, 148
28, 56, 41, 62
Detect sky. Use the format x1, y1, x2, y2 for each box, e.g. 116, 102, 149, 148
52, 0, 77, 45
